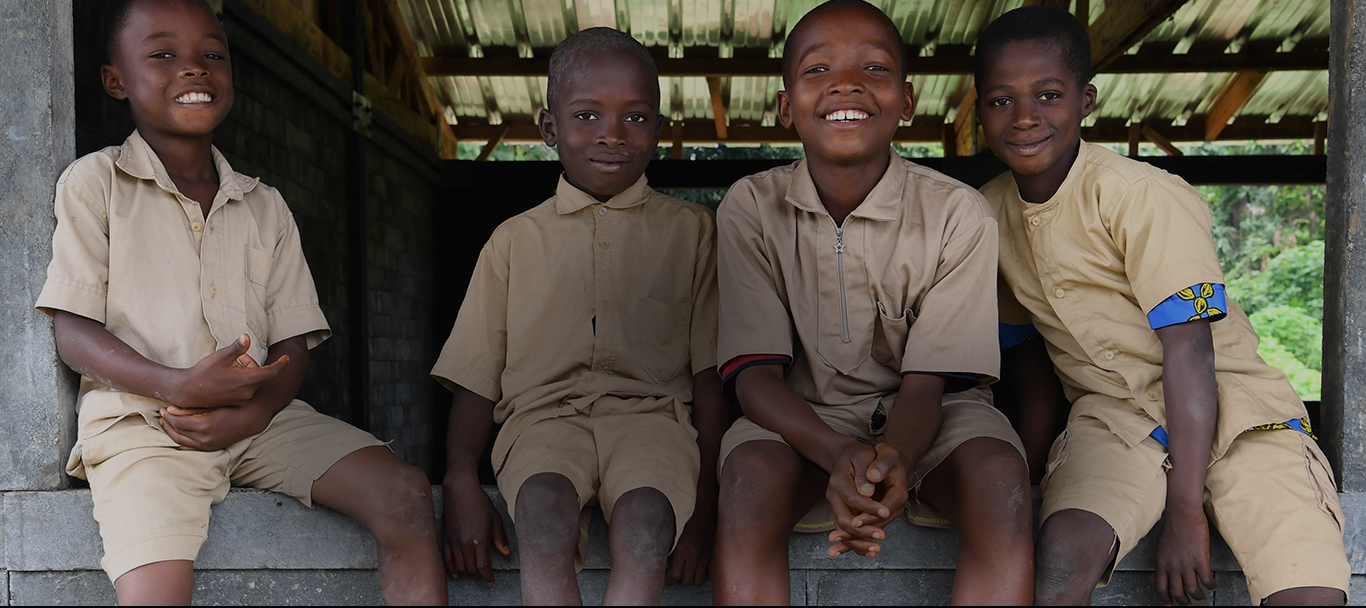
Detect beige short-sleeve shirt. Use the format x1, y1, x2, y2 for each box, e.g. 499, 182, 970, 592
36, 131, 330, 439
717, 152, 1000, 410
982, 141, 1306, 460
431, 175, 719, 471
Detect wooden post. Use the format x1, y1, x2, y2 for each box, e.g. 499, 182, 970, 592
1129, 122, 1141, 157
672, 119, 684, 160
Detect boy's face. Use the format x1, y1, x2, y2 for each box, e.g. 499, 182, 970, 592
538, 54, 663, 201
102, 0, 234, 140
977, 39, 1096, 188
777, 5, 913, 167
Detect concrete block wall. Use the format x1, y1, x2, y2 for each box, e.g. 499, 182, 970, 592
67, 0, 444, 475
4, 487, 1366, 605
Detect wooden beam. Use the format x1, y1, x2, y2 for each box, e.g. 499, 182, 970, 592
1314, 120, 1327, 155
942, 123, 957, 158
953, 87, 978, 156
1142, 123, 1184, 156
476, 125, 509, 161
450, 114, 1320, 146
375, 0, 458, 158
1205, 71, 1267, 140
707, 77, 728, 140
1089, 0, 1192, 71
672, 119, 684, 159
1129, 122, 1142, 157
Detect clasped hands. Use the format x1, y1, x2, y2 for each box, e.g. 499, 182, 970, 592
158, 333, 289, 451
825, 441, 914, 559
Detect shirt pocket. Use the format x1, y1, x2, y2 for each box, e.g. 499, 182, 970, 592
871, 301, 914, 371
1302, 434, 1344, 532
244, 246, 273, 344
639, 297, 691, 385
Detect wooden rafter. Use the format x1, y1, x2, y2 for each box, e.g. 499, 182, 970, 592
1142, 124, 1183, 156
952, 86, 978, 156
707, 77, 728, 140
1089, 0, 1192, 71
1205, 71, 1267, 141
374, 0, 458, 156
475, 125, 510, 161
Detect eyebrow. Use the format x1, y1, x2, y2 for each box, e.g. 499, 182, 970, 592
140, 32, 228, 45
984, 76, 1068, 94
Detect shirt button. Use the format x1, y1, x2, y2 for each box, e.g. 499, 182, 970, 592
190, 222, 203, 232
1030, 217, 1040, 226
1054, 288, 1065, 298
598, 207, 608, 216
599, 241, 609, 249
1104, 350, 1115, 361
209, 284, 218, 296
1147, 391, 1158, 401
584, 373, 596, 383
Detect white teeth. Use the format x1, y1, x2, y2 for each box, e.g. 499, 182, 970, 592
825, 109, 869, 122
175, 92, 213, 104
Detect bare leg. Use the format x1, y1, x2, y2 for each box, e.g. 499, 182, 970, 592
601, 487, 676, 605
515, 472, 584, 605
113, 559, 195, 605
713, 441, 828, 605
311, 446, 446, 605
1264, 586, 1346, 605
1035, 508, 1120, 605
917, 437, 1034, 605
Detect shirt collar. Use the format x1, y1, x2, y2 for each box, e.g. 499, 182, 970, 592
784, 148, 907, 222
554, 174, 652, 215
115, 130, 260, 202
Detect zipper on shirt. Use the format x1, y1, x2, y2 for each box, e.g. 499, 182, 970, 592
831, 217, 852, 343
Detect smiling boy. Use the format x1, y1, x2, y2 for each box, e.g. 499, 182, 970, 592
975, 6, 1349, 605
35, 0, 445, 604
711, 1, 1033, 604
432, 27, 728, 605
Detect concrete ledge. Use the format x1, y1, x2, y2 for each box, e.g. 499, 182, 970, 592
4, 488, 1366, 605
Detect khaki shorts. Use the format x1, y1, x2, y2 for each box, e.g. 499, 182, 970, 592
496, 396, 700, 571
71, 401, 385, 583
1039, 414, 1350, 602
718, 385, 1026, 531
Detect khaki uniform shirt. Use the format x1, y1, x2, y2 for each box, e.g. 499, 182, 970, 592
982, 141, 1306, 461
36, 131, 331, 439
717, 152, 1000, 410
431, 175, 718, 471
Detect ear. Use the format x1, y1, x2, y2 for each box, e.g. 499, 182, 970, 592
900, 81, 915, 122
652, 112, 666, 148
777, 90, 793, 129
102, 64, 128, 101
1081, 83, 1098, 118
538, 107, 557, 147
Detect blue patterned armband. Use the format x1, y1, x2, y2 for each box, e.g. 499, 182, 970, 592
1147, 283, 1227, 330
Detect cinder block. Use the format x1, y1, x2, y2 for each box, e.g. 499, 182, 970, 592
1351, 573, 1366, 605
8, 570, 383, 606
1092, 571, 1212, 606
1214, 573, 1252, 606
1342, 492, 1366, 574
2, 570, 9, 607
4, 491, 101, 571
804, 569, 954, 606
788, 518, 959, 570
792, 571, 807, 606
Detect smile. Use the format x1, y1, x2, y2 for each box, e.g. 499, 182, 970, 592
174, 92, 214, 104
824, 109, 869, 122
1008, 135, 1052, 155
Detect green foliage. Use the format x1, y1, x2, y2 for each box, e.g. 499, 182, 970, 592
1257, 336, 1322, 402
455, 141, 558, 161
1226, 241, 1325, 322
1248, 305, 1322, 370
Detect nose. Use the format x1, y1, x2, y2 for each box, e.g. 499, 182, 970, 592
180, 58, 210, 79
1011, 100, 1040, 129
598, 117, 627, 147
828, 65, 865, 96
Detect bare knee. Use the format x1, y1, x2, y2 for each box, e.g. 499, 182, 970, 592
719, 442, 808, 529
370, 463, 436, 541
515, 473, 581, 549
611, 488, 676, 560
953, 439, 1033, 535
1035, 509, 1116, 602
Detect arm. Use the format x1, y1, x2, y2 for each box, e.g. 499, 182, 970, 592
159, 335, 307, 451
735, 365, 888, 544
1153, 319, 1219, 606
53, 310, 285, 413
828, 373, 944, 557
668, 368, 733, 586
440, 386, 510, 584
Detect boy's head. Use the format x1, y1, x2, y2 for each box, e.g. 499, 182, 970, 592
776, 0, 913, 167
974, 6, 1096, 192
101, 0, 233, 140
538, 27, 663, 202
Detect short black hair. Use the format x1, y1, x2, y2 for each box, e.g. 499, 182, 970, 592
781, 0, 908, 87
974, 5, 1092, 90
546, 27, 659, 111
103, 0, 220, 64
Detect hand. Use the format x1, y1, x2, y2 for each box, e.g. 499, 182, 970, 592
824, 441, 895, 558
171, 334, 288, 410
667, 497, 716, 586
442, 475, 511, 584
1153, 505, 1216, 606
828, 443, 912, 558
159, 401, 272, 451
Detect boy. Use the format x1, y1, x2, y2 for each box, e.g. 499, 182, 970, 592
432, 27, 729, 605
711, 1, 1033, 604
35, 0, 446, 604
975, 6, 1350, 605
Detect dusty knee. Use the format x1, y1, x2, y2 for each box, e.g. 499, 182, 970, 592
954, 439, 1032, 527
1037, 510, 1117, 572
514, 473, 581, 550
371, 463, 435, 538
611, 488, 675, 556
